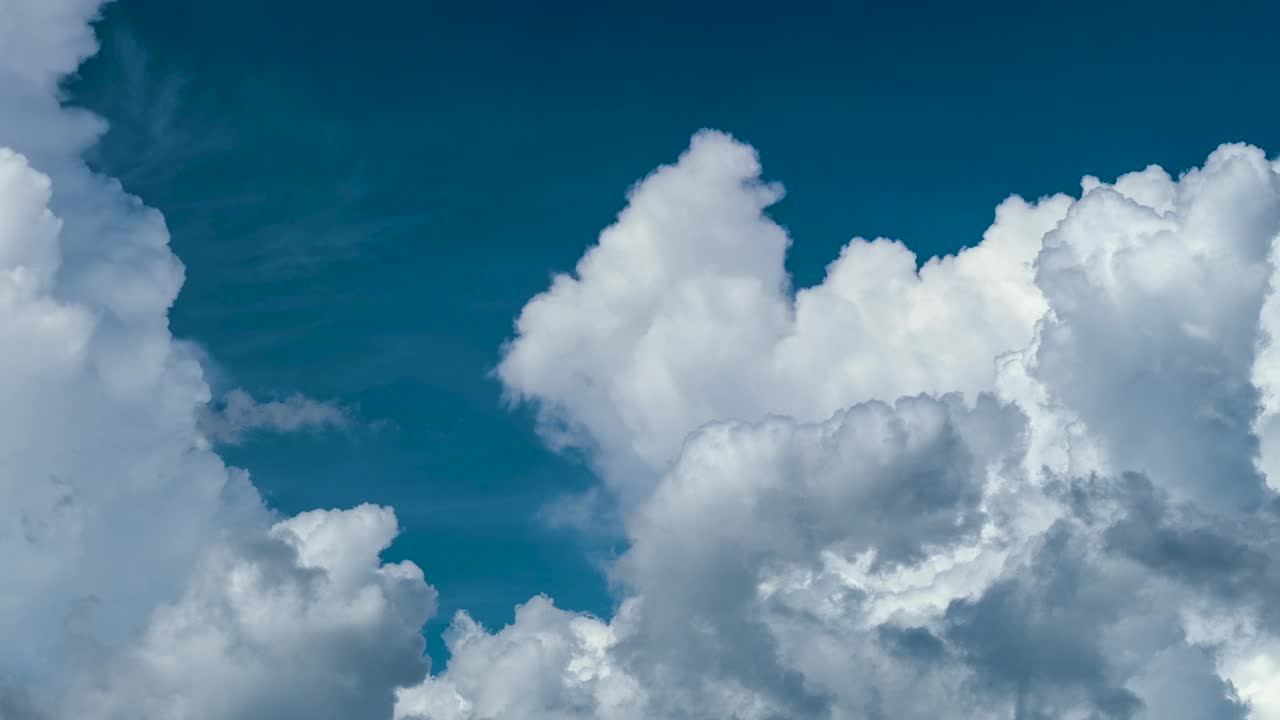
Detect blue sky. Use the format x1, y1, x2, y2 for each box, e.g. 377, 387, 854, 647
66, 0, 1280, 664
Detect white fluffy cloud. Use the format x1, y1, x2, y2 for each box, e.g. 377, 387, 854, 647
65, 505, 436, 720
0, 2, 435, 717
1028, 147, 1279, 512
10, 2, 1280, 719
396, 596, 644, 720
497, 131, 1070, 499
411, 132, 1280, 719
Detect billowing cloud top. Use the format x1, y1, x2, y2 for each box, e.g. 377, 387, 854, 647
5, 2, 1280, 719
474, 132, 1280, 718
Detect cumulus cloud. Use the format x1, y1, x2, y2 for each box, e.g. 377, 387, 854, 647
0, 2, 435, 717
64, 505, 436, 720
497, 131, 1070, 499
396, 596, 644, 720
1027, 146, 1280, 512
199, 388, 352, 445
10, 2, 1280, 719
406, 131, 1280, 719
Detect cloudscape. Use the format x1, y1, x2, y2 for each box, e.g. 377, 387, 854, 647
5, 2, 1280, 719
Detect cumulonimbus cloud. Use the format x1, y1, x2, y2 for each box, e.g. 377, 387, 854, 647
7, 2, 1280, 719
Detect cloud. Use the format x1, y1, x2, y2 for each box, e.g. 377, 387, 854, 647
396, 596, 643, 720
0, 2, 435, 717
602, 394, 1023, 718
10, 2, 1280, 719
200, 388, 352, 445
497, 130, 1070, 501
1024, 146, 1279, 512
409, 132, 1280, 719
64, 505, 436, 720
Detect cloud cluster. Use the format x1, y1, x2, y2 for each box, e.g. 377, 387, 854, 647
409, 134, 1280, 718
8, 2, 1280, 719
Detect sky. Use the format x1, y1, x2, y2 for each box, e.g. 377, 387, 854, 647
6, 0, 1280, 718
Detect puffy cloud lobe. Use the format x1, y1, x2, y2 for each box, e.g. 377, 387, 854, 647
611, 395, 1023, 718
498, 130, 794, 496
397, 596, 645, 720
937, 501, 1253, 720
0, 148, 91, 378
625, 394, 1021, 571
498, 129, 1070, 498
0, 0, 103, 91
1028, 146, 1280, 512
0, 126, 253, 711
65, 505, 436, 720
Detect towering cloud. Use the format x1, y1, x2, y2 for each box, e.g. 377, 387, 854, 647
407, 133, 1280, 718
497, 131, 1071, 500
